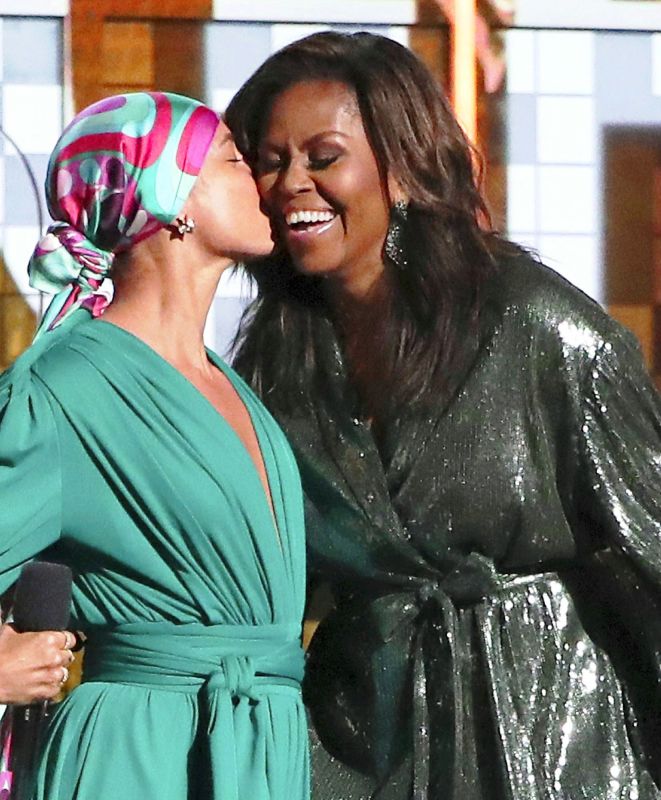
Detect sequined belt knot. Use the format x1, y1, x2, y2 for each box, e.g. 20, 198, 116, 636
414, 551, 503, 609
378, 558, 560, 800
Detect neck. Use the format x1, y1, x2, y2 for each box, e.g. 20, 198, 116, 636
326, 270, 396, 429
101, 230, 231, 373
324, 265, 391, 335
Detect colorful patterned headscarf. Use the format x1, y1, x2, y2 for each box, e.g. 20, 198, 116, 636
28, 91, 220, 338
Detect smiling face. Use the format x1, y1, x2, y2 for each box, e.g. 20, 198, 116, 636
184, 119, 273, 262
255, 80, 392, 292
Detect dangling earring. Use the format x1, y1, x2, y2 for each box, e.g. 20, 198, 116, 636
384, 200, 409, 270
172, 215, 196, 237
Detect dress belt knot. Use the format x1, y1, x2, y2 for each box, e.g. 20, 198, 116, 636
415, 551, 502, 610
390, 558, 558, 799
205, 655, 258, 703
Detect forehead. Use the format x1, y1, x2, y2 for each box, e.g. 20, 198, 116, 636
212, 118, 233, 147
262, 79, 361, 141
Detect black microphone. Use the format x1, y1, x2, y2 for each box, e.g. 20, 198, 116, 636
8, 562, 72, 800
12, 562, 72, 634
12, 561, 73, 716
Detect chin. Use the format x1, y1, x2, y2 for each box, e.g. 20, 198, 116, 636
241, 244, 275, 262
290, 258, 341, 278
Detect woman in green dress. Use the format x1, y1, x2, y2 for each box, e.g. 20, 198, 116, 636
0, 91, 309, 799
225, 32, 661, 800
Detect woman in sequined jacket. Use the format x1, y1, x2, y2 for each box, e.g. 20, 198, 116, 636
226, 31, 661, 800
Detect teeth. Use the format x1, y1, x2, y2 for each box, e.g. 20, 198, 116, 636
286, 210, 335, 226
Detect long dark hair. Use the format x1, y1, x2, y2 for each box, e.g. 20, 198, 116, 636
226, 31, 520, 415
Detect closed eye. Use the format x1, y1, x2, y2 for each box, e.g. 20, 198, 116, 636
309, 155, 338, 170
256, 156, 284, 174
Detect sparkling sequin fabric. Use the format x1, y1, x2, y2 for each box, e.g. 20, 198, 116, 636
249, 256, 661, 799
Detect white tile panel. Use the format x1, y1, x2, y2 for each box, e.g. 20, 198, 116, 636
3, 224, 42, 312
0, 158, 4, 225
506, 164, 536, 233
652, 34, 661, 97
386, 26, 409, 47
217, 266, 256, 299
537, 31, 594, 95
538, 166, 597, 234
211, 88, 239, 113
0, 0, 67, 15
537, 234, 601, 302
203, 293, 217, 350
2, 84, 62, 155
212, 1, 416, 24
270, 24, 330, 53
505, 29, 536, 95
514, 0, 661, 31
536, 96, 596, 164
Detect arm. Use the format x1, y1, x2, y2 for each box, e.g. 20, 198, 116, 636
576, 330, 661, 577
0, 371, 71, 703
0, 370, 63, 594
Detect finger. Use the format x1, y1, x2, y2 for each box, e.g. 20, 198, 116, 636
62, 631, 76, 650
37, 682, 61, 701
59, 666, 69, 685
56, 648, 74, 666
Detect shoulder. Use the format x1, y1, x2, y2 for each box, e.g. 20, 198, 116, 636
0, 346, 62, 454
483, 251, 635, 369
0, 318, 99, 408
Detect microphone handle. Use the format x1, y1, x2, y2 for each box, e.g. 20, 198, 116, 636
10, 703, 48, 800
21, 699, 51, 722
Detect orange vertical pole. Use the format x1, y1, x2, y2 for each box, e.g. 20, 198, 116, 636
451, 0, 477, 143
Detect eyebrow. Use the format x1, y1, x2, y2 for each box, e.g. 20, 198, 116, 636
260, 131, 350, 150
217, 132, 234, 147
307, 131, 350, 143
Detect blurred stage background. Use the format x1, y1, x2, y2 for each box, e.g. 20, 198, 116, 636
0, 0, 660, 390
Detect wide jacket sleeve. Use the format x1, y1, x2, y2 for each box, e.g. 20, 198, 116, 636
576, 328, 661, 579
0, 368, 62, 592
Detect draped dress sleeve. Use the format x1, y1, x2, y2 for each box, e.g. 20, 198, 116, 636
576, 329, 661, 573
569, 327, 661, 784
0, 364, 62, 593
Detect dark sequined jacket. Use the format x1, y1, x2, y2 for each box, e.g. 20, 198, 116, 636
245, 255, 661, 800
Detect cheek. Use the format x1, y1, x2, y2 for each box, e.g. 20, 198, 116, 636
238, 174, 262, 205
256, 176, 276, 209
342, 179, 388, 230
225, 174, 258, 214
332, 161, 383, 210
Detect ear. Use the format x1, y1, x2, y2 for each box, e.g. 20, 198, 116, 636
387, 172, 408, 206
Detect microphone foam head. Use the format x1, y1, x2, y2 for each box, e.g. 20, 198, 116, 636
13, 562, 73, 632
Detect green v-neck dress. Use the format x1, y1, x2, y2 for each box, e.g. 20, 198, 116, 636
0, 313, 309, 800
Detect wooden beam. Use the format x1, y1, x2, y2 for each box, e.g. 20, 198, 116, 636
69, 0, 212, 113
452, 0, 477, 142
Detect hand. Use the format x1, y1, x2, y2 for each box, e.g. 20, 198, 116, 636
0, 624, 76, 704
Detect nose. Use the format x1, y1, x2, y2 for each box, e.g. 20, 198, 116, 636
277, 157, 313, 197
